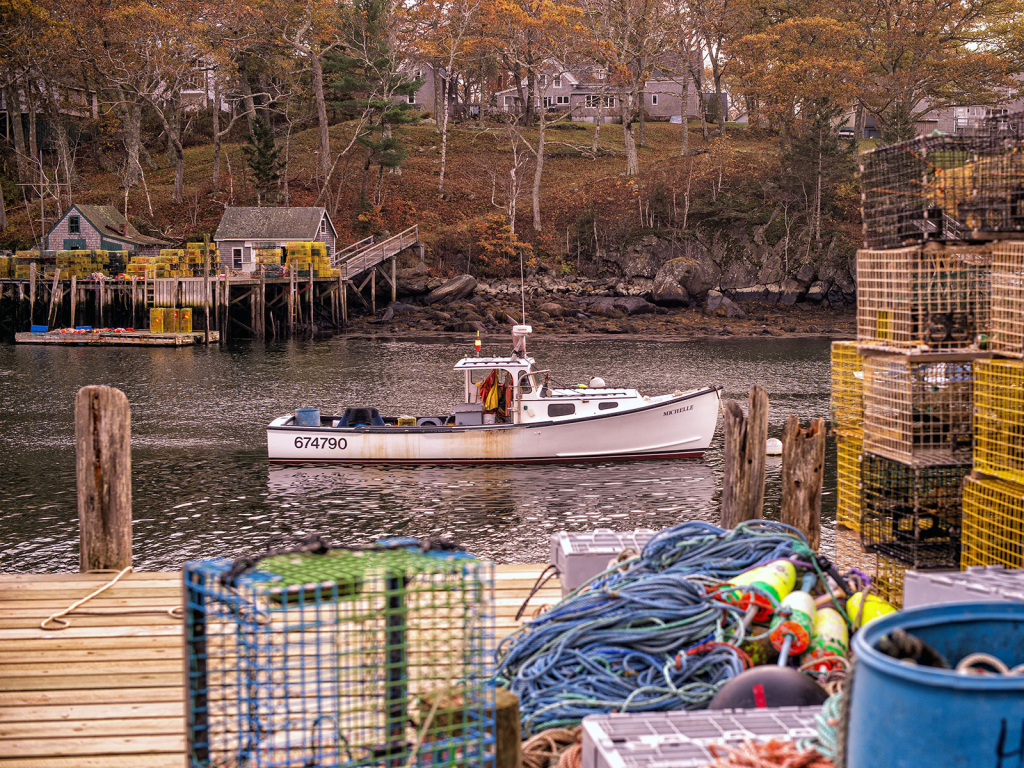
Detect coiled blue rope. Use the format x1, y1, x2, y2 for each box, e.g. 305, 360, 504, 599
494, 521, 812, 735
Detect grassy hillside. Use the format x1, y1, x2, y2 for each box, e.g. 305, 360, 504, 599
1, 118, 861, 276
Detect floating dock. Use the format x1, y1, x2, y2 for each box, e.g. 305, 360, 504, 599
14, 330, 219, 346
0, 565, 557, 768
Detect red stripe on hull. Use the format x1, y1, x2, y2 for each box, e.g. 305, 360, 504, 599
268, 450, 706, 466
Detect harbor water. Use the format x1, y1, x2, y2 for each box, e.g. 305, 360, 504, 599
0, 335, 835, 572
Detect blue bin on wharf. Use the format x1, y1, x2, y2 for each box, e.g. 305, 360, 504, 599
294, 407, 321, 427
845, 602, 1024, 768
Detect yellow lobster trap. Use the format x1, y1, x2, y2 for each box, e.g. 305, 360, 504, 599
961, 474, 1024, 569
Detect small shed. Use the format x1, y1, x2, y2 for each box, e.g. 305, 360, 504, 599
45, 205, 171, 256
214, 207, 338, 272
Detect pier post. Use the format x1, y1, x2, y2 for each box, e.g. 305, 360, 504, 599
371, 268, 376, 314
46, 269, 60, 329
288, 270, 295, 336
391, 255, 397, 304
70, 275, 76, 328
780, 415, 825, 551
29, 263, 36, 328
495, 689, 522, 768
721, 385, 769, 529
75, 385, 132, 572
308, 271, 314, 333
204, 236, 211, 345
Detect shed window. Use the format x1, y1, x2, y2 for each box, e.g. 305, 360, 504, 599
598, 401, 619, 410
651, 94, 659, 106
232, 248, 242, 269
548, 403, 576, 418
68, 216, 80, 234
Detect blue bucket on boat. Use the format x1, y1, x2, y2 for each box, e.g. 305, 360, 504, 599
30, 324, 47, 334
846, 601, 1024, 768
294, 408, 321, 427
76, 326, 92, 331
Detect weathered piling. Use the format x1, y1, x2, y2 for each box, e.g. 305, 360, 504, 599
75, 385, 132, 572
721, 385, 769, 528
780, 415, 826, 551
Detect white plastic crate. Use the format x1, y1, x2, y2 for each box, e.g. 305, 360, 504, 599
581, 707, 820, 768
903, 565, 1024, 608
550, 529, 655, 597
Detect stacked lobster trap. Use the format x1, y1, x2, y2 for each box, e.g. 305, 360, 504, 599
845, 117, 1024, 596
183, 540, 495, 768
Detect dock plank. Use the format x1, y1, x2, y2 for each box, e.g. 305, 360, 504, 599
0, 565, 554, 767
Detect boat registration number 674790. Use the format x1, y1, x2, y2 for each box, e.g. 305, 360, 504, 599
293, 436, 348, 450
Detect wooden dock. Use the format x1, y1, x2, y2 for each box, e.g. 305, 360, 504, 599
0, 564, 558, 768
14, 330, 219, 347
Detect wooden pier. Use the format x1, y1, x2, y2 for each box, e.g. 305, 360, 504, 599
14, 330, 219, 346
0, 565, 558, 768
0, 226, 423, 342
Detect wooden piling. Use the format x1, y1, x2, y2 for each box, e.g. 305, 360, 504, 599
70, 275, 76, 328
46, 269, 60, 329
391, 255, 397, 303
780, 415, 826, 551
308, 271, 314, 333
371, 268, 376, 314
495, 688, 522, 768
75, 385, 132, 572
721, 385, 769, 529
29, 263, 36, 327
204, 236, 211, 345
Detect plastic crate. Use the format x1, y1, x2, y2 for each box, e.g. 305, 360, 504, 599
580, 707, 820, 768
551, 529, 655, 596
903, 565, 1024, 608
961, 474, 1024, 569
836, 433, 863, 531
830, 341, 864, 437
860, 454, 967, 570
856, 245, 990, 354
974, 359, 1024, 486
862, 356, 975, 468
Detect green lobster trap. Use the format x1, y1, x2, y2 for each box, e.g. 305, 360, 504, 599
184, 537, 495, 768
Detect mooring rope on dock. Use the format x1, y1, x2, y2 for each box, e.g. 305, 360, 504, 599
40, 566, 183, 630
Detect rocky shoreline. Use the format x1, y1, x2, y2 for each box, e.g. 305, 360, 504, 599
343, 265, 856, 339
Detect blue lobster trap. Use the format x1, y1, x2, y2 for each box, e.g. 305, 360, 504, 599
184, 538, 495, 768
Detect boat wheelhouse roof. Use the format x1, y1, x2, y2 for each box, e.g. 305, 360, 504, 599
453, 356, 535, 370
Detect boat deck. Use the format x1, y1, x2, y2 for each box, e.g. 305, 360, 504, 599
14, 331, 219, 346
0, 564, 558, 768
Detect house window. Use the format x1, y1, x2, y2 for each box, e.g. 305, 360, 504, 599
651, 94, 659, 106
585, 95, 614, 109
553, 75, 562, 88
543, 96, 552, 108
408, 94, 416, 104
414, 69, 422, 80
68, 216, 80, 234
320, 217, 329, 235
232, 248, 242, 269
504, 95, 517, 107
539, 74, 547, 88
594, 68, 606, 80
555, 95, 570, 105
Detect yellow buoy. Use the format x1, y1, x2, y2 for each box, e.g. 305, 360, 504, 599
847, 592, 898, 629
802, 607, 850, 672
720, 560, 797, 622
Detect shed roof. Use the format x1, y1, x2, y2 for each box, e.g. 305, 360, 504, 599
59, 205, 170, 247
214, 207, 335, 241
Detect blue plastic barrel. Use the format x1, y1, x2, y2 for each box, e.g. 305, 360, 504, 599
30, 324, 47, 334
846, 601, 1024, 768
294, 408, 321, 427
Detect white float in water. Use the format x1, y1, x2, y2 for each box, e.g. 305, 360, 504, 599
766, 438, 783, 455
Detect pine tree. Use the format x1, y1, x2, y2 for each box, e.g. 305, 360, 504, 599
241, 118, 282, 204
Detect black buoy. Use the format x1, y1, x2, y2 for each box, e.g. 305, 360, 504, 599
709, 666, 828, 709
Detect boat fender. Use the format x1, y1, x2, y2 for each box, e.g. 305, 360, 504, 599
589, 376, 606, 387
708, 665, 828, 709
417, 417, 442, 427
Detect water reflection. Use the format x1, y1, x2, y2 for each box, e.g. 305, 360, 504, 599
0, 335, 835, 572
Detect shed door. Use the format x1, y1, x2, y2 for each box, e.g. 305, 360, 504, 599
63, 239, 86, 250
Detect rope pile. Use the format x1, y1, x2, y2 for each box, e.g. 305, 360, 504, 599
521, 727, 581, 768
494, 521, 813, 734
706, 740, 834, 767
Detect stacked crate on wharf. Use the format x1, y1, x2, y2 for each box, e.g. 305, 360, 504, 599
285, 241, 339, 278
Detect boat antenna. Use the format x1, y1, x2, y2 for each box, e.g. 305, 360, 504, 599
519, 245, 527, 324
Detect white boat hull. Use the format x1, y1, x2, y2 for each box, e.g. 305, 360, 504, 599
268, 387, 721, 464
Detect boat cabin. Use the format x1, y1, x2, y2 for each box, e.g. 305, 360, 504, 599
453, 355, 641, 426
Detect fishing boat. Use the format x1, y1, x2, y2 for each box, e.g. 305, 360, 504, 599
267, 326, 721, 464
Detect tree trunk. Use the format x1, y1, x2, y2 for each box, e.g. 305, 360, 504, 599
0, 176, 7, 229
532, 105, 546, 232
638, 88, 646, 147
212, 81, 223, 195
240, 73, 256, 136
438, 75, 452, 195
681, 102, 689, 155
122, 100, 143, 189
24, 82, 38, 166
621, 93, 639, 176
308, 50, 332, 182
433, 58, 444, 133
5, 84, 30, 184
592, 100, 603, 152
854, 102, 865, 140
